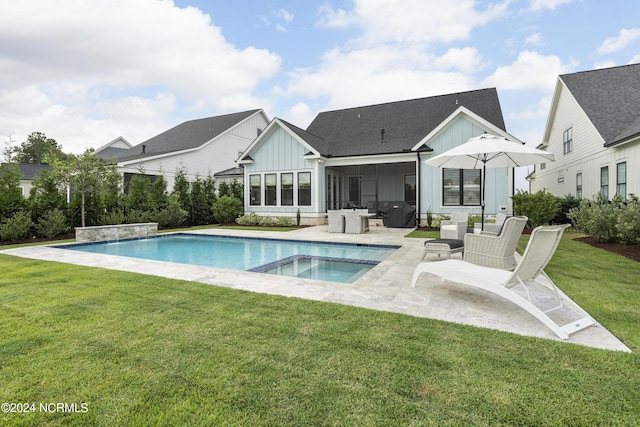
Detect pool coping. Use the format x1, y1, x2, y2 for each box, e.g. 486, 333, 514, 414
1, 225, 631, 352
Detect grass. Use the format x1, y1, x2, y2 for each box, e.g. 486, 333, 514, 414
1, 232, 639, 425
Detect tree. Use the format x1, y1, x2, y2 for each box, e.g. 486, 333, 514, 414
28, 168, 67, 216
0, 163, 26, 221
50, 152, 116, 228
172, 166, 191, 214
12, 132, 67, 164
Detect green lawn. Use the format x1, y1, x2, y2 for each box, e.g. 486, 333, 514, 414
1, 232, 639, 426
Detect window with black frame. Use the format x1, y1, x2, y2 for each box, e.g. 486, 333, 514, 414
265, 173, 276, 206
298, 172, 311, 206
249, 174, 261, 206
281, 173, 293, 206
443, 168, 481, 206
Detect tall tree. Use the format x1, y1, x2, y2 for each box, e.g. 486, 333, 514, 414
13, 132, 66, 164
0, 163, 26, 221
50, 152, 115, 227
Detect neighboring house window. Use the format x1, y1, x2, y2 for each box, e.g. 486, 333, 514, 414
257, 128, 263, 137
600, 166, 609, 200
404, 174, 416, 205
540, 163, 546, 170
348, 176, 361, 206
281, 173, 294, 206
563, 128, 573, 154
298, 172, 311, 206
576, 173, 582, 199
265, 174, 276, 206
249, 174, 261, 205
443, 169, 481, 206
617, 162, 627, 198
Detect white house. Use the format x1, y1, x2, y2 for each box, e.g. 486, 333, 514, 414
239, 89, 521, 225
529, 63, 640, 199
93, 136, 133, 160
112, 109, 269, 191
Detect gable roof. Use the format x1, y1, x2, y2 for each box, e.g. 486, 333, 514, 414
304, 88, 505, 157
116, 109, 262, 162
94, 136, 133, 160
560, 63, 640, 147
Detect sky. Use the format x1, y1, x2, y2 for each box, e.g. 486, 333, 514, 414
1, 0, 640, 160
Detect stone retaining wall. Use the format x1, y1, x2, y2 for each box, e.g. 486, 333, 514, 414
75, 223, 158, 243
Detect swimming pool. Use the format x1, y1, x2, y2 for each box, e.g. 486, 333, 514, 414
59, 233, 399, 283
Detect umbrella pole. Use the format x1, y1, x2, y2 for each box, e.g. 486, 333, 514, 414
481, 162, 486, 231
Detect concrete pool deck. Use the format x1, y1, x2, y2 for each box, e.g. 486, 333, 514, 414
1, 224, 630, 352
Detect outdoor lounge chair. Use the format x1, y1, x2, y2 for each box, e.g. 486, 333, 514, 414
412, 224, 595, 339
440, 212, 468, 240
344, 209, 370, 234
464, 216, 527, 270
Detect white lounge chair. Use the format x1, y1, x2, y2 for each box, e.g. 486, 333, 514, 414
344, 209, 370, 234
412, 224, 595, 339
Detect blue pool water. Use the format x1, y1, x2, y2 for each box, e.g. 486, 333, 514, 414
60, 234, 398, 283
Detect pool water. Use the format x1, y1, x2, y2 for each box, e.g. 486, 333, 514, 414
60, 234, 398, 283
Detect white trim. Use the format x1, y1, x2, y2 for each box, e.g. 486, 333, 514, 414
247, 169, 314, 208
411, 106, 523, 151
325, 152, 415, 167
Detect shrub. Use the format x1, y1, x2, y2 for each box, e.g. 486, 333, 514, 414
236, 212, 261, 226
156, 194, 188, 227
259, 216, 275, 226
512, 190, 559, 228
35, 209, 69, 238
568, 195, 618, 243
277, 216, 294, 227
0, 211, 34, 241
212, 195, 243, 224
100, 210, 125, 226
426, 209, 433, 227
553, 194, 581, 225
124, 209, 154, 224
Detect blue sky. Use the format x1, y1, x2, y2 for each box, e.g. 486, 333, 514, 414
1, 0, 639, 158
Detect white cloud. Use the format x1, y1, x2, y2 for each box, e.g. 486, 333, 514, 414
525, 33, 544, 46
594, 60, 617, 69
528, 0, 575, 11
0, 0, 281, 153
630, 54, 640, 64
317, 0, 512, 46
283, 102, 316, 129
598, 28, 640, 54
483, 51, 575, 92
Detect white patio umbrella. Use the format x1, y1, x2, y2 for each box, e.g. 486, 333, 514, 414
425, 133, 555, 230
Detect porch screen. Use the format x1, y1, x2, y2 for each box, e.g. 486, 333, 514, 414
442, 169, 481, 206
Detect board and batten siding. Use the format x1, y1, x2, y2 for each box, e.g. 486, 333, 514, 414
419, 116, 510, 216
244, 126, 323, 217
531, 83, 639, 199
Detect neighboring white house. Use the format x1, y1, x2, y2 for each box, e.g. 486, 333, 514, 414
111, 109, 269, 191
239, 89, 522, 225
529, 63, 640, 199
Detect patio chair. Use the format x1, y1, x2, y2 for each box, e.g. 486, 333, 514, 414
440, 212, 469, 240
344, 209, 369, 234
464, 216, 527, 270
474, 212, 508, 234
327, 210, 344, 233
412, 224, 595, 339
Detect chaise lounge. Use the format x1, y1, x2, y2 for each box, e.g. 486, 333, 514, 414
412, 224, 595, 339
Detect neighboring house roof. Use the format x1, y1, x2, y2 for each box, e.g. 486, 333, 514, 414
115, 109, 262, 162
93, 136, 133, 160
560, 63, 640, 147
9, 163, 50, 180
303, 88, 506, 157
214, 166, 244, 177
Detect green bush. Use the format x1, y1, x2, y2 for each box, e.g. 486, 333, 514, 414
212, 195, 243, 224
35, 209, 69, 238
100, 210, 125, 226
236, 212, 261, 226
156, 194, 188, 227
553, 194, 581, 225
277, 216, 294, 227
0, 211, 34, 241
616, 200, 640, 244
512, 190, 559, 228
568, 194, 619, 243
124, 209, 154, 224
259, 216, 276, 227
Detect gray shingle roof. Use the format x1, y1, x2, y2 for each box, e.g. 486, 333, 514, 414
561, 63, 640, 147
1, 163, 51, 180
304, 88, 505, 157
116, 109, 261, 162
